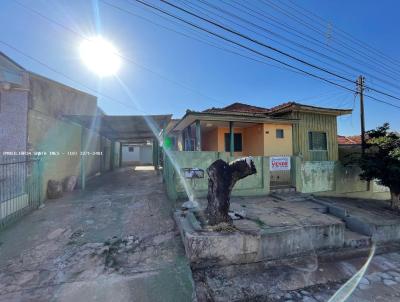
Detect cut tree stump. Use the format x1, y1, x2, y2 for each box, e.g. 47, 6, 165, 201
205, 157, 257, 225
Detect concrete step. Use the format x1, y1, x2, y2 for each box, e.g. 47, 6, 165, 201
270, 186, 296, 194
344, 229, 372, 248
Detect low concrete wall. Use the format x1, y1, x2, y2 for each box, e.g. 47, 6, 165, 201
165, 152, 390, 201
296, 160, 390, 200
163, 151, 269, 201
299, 161, 335, 193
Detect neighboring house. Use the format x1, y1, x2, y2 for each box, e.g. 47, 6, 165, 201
337, 135, 363, 163
337, 135, 361, 145
167, 102, 351, 161
122, 143, 153, 166
0, 52, 120, 205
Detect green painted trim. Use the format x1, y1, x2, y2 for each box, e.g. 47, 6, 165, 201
195, 120, 201, 151
229, 121, 234, 156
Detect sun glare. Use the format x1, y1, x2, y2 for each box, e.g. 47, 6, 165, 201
79, 36, 121, 77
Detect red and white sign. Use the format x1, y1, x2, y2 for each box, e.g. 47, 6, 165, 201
270, 156, 291, 171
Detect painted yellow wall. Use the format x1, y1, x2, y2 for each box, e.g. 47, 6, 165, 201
263, 124, 293, 156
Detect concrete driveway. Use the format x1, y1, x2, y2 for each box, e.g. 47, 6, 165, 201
0, 167, 194, 302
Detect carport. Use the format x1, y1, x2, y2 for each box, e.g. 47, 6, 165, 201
65, 114, 171, 188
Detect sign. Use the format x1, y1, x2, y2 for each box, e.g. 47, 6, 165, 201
270, 156, 291, 171
181, 168, 204, 179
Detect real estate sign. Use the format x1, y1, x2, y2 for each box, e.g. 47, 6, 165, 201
270, 156, 291, 171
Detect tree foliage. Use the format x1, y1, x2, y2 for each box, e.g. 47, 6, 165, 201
359, 123, 400, 208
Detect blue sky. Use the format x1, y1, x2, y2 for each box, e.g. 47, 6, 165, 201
1, 0, 400, 135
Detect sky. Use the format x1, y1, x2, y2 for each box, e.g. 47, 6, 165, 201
1, 0, 400, 135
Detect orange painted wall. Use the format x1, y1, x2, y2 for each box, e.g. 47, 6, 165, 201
201, 128, 218, 151
199, 123, 292, 156
218, 127, 244, 156
243, 124, 264, 156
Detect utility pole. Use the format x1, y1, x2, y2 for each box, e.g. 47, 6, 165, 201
357, 75, 366, 155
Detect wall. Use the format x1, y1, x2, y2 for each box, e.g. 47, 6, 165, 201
122, 145, 140, 164
199, 123, 292, 157
298, 161, 336, 193
139, 145, 153, 164
201, 128, 218, 151
100, 137, 112, 172
122, 145, 152, 165
217, 127, 244, 156
287, 112, 338, 161
243, 124, 264, 156
163, 151, 269, 201
28, 109, 82, 199
263, 124, 293, 156
28, 74, 103, 200
0, 89, 28, 154
294, 160, 390, 199
82, 127, 102, 178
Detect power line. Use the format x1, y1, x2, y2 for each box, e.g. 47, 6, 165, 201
14, 0, 356, 112
183, 0, 356, 79
260, 0, 400, 81
225, 0, 400, 93
285, 0, 400, 69
157, 0, 358, 86
155, 0, 400, 103
133, 0, 400, 110
8, 0, 400, 111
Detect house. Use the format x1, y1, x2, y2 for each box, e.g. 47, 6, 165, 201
167, 102, 352, 161
337, 135, 362, 145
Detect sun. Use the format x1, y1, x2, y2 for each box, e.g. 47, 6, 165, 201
79, 36, 121, 77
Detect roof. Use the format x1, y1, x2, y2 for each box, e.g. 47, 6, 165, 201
268, 102, 352, 116
204, 102, 269, 114
203, 101, 352, 116
65, 114, 172, 143
337, 135, 362, 145
169, 101, 351, 133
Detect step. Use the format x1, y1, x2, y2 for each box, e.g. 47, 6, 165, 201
270, 186, 296, 194
344, 229, 371, 248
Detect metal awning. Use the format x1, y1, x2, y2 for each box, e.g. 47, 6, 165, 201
65, 114, 172, 144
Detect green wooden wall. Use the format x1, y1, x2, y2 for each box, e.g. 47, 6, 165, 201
286, 111, 339, 161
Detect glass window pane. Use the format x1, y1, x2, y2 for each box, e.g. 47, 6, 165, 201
276, 129, 284, 139
224, 133, 242, 152
309, 132, 327, 150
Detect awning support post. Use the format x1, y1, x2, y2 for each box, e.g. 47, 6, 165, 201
195, 120, 201, 151
229, 121, 234, 157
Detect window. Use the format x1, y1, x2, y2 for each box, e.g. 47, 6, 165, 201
276, 129, 284, 139
184, 138, 195, 151
308, 131, 327, 150
224, 133, 243, 152
128, 146, 134, 152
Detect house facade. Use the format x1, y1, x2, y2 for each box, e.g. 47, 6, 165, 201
167, 102, 351, 161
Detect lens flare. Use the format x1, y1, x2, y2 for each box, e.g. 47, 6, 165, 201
79, 36, 121, 77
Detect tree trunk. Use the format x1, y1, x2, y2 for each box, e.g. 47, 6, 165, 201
205, 158, 257, 225
390, 190, 400, 209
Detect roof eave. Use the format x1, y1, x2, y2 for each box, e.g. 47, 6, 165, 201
170, 111, 298, 132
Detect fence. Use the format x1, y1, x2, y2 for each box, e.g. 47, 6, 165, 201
0, 156, 42, 228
